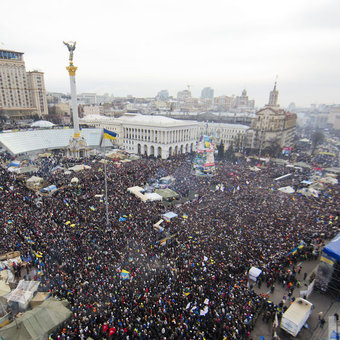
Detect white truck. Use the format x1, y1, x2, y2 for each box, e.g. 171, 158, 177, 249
280, 298, 313, 337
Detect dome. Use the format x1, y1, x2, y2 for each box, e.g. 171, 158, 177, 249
31, 120, 55, 128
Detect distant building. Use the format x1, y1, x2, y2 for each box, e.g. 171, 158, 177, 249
83, 105, 104, 116
156, 90, 169, 101
177, 89, 191, 101
0, 49, 48, 119
233, 89, 255, 110
77, 93, 97, 105
202, 122, 252, 151
80, 114, 198, 159
252, 83, 297, 152
26, 71, 48, 116
201, 87, 214, 100
214, 96, 233, 111
328, 106, 340, 131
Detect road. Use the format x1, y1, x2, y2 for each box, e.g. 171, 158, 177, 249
251, 257, 340, 340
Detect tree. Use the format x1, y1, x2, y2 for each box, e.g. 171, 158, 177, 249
311, 130, 325, 155
217, 140, 224, 160
264, 138, 282, 158
225, 142, 236, 162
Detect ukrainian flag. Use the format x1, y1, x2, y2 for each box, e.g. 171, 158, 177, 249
103, 128, 117, 140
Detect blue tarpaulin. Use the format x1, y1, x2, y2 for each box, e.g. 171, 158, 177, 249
323, 233, 340, 262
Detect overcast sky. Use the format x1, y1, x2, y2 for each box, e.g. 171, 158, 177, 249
1, 0, 339, 107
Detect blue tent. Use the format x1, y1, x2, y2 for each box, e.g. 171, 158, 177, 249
120, 270, 130, 280
40, 185, 57, 196
8, 160, 20, 167
323, 233, 340, 262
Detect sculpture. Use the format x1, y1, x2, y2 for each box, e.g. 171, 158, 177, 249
63, 41, 76, 63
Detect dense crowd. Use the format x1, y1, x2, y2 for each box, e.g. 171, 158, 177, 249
0, 153, 339, 339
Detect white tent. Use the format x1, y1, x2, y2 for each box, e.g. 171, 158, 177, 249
321, 177, 338, 185
278, 186, 295, 194
153, 219, 164, 232
26, 176, 43, 189
70, 177, 79, 183
144, 193, 162, 202
68, 164, 91, 172
162, 212, 178, 221
7, 280, 40, 311
31, 120, 55, 128
249, 166, 261, 172
249, 267, 262, 282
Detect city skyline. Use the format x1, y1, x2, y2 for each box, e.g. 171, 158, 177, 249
1, 0, 339, 107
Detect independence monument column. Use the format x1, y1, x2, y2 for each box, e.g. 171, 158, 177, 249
63, 41, 88, 158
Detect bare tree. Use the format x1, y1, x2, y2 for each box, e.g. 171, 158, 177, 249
311, 130, 325, 155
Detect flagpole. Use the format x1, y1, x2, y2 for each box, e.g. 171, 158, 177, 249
103, 135, 109, 228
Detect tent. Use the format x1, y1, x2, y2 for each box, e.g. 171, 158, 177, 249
323, 233, 340, 262
0, 297, 71, 340
26, 176, 43, 189
144, 193, 162, 202
70, 177, 79, 184
127, 186, 162, 203
68, 164, 91, 172
30, 292, 50, 308
40, 185, 57, 196
8, 161, 20, 168
30, 120, 54, 128
321, 177, 338, 185
153, 219, 164, 232
120, 270, 130, 280
249, 166, 261, 172
155, 188, 179, 201
278, 186, 295, 194
249, 267, 262, 282
162, 212, 178, 222
7, 280, 40, 311
0, 281, 11, 297
315, 233, 340, 294
7, 166, 20, 174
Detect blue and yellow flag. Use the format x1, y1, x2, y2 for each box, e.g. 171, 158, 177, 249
103, 129, 117, 140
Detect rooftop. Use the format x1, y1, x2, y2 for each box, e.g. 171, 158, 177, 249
0, 128, 102, 155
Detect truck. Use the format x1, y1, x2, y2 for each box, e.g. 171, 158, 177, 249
280, 298, 313, 337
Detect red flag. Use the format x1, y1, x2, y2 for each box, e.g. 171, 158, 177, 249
103, 324, 108, 332
109, 327, 116, 336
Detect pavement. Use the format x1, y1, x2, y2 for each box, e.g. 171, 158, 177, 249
250, 257, 340, 340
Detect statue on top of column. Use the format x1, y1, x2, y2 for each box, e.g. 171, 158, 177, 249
63, 41, 76, 64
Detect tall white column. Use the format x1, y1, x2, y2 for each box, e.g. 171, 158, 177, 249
66, 65, 80, 138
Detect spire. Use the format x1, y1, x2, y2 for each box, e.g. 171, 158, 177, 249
267, 80, 279, 107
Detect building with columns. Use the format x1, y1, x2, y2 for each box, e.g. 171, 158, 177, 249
202, 122, 252, 151
80, 114, 198, 159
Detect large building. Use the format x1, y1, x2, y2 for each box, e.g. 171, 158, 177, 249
328, 106, 340, 131
81, 114, 198, 159
201, 87, 214, 100
252, 83, 297, 153
0, 49, 48, 118
80, 113, 253, 158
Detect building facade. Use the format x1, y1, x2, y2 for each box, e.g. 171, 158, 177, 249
202, 122, 252, 151
26, 71, 48, 116
80, 113, 254, 158
252, 83, 297, 153
83, 105, 104, 116
201, 87, 214, 100
0, 49, 48, 119
328, 106, 340, 131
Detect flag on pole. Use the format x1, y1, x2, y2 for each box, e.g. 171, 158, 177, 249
103, 129, 117, 140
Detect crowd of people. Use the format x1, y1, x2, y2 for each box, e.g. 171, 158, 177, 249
0, 152, 339, 339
